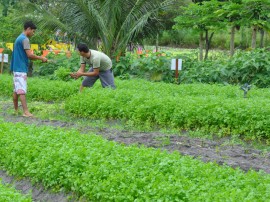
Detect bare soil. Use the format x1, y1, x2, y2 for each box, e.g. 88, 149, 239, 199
1, 103, 270, 201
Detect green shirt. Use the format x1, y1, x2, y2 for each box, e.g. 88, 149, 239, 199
80, 49, 112, 71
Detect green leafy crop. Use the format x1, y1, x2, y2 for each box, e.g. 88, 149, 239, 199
1, 121, 270, 201
0, 179, 32, 202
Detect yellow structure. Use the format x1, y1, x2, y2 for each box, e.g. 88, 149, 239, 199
31, 44, 39, 51
4, 40, 72, 51
5, 43, 13, 51
5, 43, 39, 51
41, 39, 71, 51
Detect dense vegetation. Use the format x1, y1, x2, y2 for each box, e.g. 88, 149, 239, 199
1, 73, 270, 141
1, 0, 269, 53
0, 178, 31, 202
1, 0, 270, 200
1, 120, 270, 201
14, 47, 270, 88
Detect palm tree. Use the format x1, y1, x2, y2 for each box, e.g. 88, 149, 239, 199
19, 0, 174, 58
62, 0, 174, 57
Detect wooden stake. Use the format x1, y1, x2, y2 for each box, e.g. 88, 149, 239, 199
175, 59, 179, 83
0, 53, 4, 74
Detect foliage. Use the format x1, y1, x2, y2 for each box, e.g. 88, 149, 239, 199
64, 80, 270, 139
2, 73, 270, 140
1, 121, 270, 201
35, 52, 79, 77
1, 0, 18, 16
180, 48, 270, 87
158, 29, 199, 48
113, 53, 134, 77
0, 13, 22, 42
173, 0, 223, 33
113, 48, 269, 85
173, 0, 224, 59
18, 0, 175, 58
0, 74, 80, 101
0, 178, 32, 202
172, 0, 270, 53
53, 66, 73, 82
215, 1, 242, 27
0, 2, 56, 44
241, 0, 270, 30
115, 51, 175, 82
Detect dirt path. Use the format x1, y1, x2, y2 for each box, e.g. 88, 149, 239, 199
1, 105, 270, 201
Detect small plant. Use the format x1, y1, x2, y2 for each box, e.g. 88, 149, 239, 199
54, 66, 72, 81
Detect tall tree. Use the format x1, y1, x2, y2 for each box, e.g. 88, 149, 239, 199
241, 0, 270, 49
174, 0, 223, 60
216, 0, 243, 56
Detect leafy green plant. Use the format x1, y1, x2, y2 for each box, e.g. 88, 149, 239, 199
2, 73, 270, 140
35, 52, 79, 77
180, 48, 270, 87
0, 179, 32, 202
0, 74, 80, 102
115, 51, 175, 82
1, 121, 270, 201
112, 53, 133, 77
53, 66, 72, 81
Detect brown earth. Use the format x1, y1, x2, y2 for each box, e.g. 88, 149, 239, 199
1, 103, 270, 201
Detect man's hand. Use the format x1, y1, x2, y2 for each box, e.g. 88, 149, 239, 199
75, 71, 83, 77
70, 72, 81, 79
70, 72, 77, 79
41, 57, 48, 63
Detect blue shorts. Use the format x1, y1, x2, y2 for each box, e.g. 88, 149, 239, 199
82, 68, 116, 89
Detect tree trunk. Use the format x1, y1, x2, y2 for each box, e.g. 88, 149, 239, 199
199, 32, 203, 61
259, 29, 265, 48
204, 30, 214, 60
230, 26, 235, 57
155, 33, 159, 52
205, 30, 209, 59
251, 25, 257, 49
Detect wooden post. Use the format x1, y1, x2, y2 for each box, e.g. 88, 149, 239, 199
175, 59, 179, 83
0, 53, 4, 74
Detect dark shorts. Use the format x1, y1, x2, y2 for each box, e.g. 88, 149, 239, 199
82, 67, 116, 89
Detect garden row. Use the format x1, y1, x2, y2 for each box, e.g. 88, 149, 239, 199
0, 120, 270, 201
1, 74, 270, 140
0, 178, 31, 202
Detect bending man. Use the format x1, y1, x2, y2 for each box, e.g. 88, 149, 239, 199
71, 43, 116, 91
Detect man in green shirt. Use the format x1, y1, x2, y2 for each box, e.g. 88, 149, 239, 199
71, 43, 116, 91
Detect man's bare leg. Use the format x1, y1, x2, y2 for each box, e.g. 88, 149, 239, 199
19, 94, 33, 117
13, 92, 19, 113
